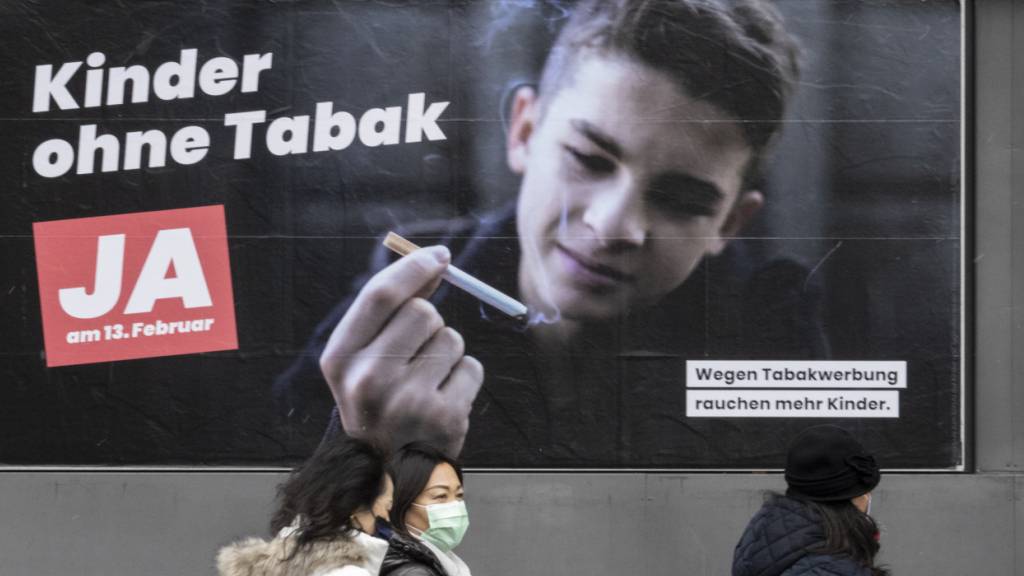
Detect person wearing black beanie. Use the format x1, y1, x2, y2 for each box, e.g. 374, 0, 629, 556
732, 425, 889, 576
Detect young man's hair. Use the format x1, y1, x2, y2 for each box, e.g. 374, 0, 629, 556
538, 0, 801, 189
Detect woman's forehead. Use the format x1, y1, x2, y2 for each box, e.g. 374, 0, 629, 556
424, 462, 461, 489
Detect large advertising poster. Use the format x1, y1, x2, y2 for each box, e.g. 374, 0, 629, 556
0, 0, 962, 469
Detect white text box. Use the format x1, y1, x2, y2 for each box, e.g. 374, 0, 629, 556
686, 390, 900, 418
686, 360, 906, 389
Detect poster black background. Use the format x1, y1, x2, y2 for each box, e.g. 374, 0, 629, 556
0, 1, 960, 467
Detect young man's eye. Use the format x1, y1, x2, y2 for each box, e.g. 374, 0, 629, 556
648, 188, 716, 217
565, 146, 615, 174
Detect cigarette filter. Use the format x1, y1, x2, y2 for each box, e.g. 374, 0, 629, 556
383, 232, 528, 319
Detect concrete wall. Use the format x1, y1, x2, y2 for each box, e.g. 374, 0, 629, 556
3, 2, 1023, 575
0, 472, 1020, 576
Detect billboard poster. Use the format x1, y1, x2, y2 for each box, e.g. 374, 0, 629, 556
0, 0, 962, 469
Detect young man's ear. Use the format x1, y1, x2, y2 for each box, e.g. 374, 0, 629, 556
708, 190, 764, 255
506, 85, 537, 174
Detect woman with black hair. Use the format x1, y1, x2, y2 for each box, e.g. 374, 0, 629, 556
382, 443, 472, 576
732, 425, 889, 576
217, 435, 394, 576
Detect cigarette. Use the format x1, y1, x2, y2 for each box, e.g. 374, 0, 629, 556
383, 232, 529, 319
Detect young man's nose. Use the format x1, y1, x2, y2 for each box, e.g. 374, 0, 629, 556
581, 178, 647, 248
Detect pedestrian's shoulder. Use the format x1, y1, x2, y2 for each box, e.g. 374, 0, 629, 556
380, 532, 447, 576
382, 565, 439, 576
785, 553, 872, 576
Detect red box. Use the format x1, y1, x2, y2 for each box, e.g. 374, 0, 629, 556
33, 205, 238, 367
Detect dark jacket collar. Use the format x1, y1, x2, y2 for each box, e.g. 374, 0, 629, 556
732, 496, 870, 576
381, 531, 449, 576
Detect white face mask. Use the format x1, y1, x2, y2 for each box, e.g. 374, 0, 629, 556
866, 493, 873, 516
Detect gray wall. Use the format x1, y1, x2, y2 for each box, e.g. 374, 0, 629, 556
0, 472, 1021, 576
2, 2, 1023, 575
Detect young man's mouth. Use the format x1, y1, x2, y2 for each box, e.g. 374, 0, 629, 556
554, 244, 634, 288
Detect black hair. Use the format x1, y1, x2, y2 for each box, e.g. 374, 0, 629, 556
537, 0, 801, 190
388, 442, 464, 536
774, 493, 890, 576
270, 435, 387, 554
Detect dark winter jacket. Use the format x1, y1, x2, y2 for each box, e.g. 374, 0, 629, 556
379, 531, 449, 576
732, 496, 872, 576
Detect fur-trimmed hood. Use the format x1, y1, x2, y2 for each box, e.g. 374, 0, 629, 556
217, 529, 388, 576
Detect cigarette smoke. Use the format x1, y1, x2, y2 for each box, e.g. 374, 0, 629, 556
476, 0, 572, 52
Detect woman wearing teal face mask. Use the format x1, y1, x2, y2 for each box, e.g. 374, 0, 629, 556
382, 443, 472, 576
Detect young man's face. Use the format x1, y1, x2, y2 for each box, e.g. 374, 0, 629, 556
508, 54, 762, 322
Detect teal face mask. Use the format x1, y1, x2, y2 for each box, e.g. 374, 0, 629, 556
412, 500, 469, 552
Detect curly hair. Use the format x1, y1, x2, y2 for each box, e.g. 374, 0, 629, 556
270, 435, 387, 554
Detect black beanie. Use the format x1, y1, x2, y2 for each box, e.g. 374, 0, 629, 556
784, 425, 880, 502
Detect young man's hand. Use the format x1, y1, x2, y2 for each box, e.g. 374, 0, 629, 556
318, 245, 484, 458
